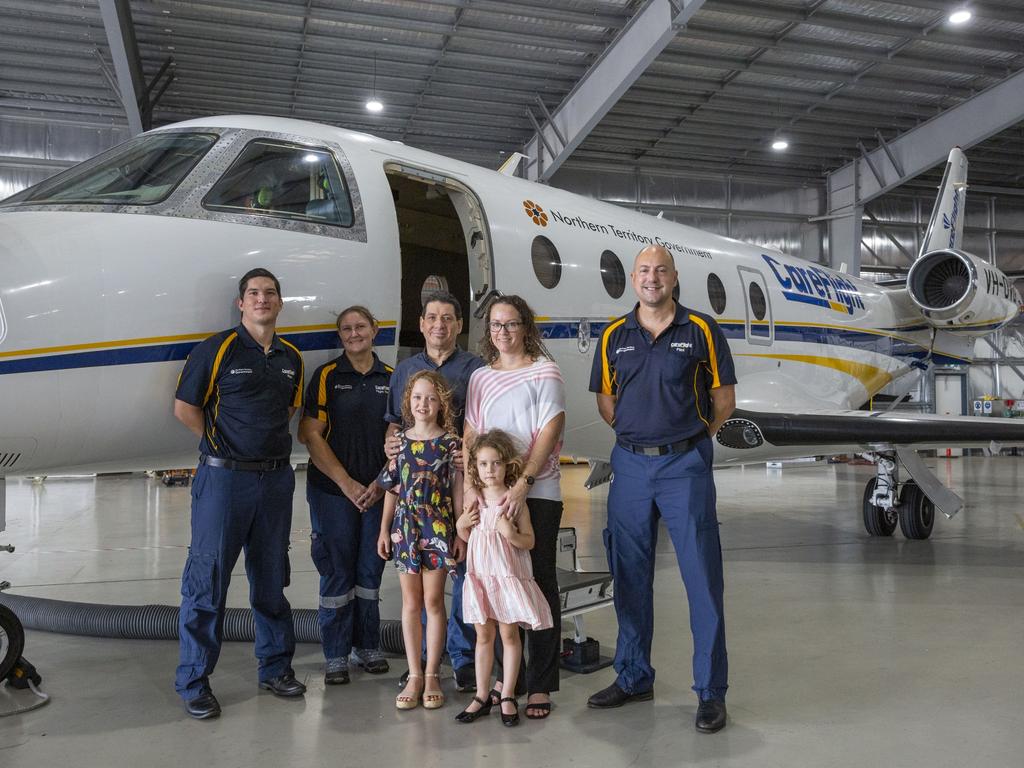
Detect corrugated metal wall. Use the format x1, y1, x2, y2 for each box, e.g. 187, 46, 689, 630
0, 115, 128, 200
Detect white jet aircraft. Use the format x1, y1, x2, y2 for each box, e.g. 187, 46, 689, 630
1, 115, 1022, 549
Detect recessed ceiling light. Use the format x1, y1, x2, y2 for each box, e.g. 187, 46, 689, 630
771, 139, 789, 151
365, 99, 383, 113
948, 9, 972, 24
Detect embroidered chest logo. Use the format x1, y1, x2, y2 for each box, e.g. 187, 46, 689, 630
375, 385, 390, 395
229, 368, 253, 375
335, 384, 353, 391
670, 342, 693, 352
280, 369, 296, 378
614, 345, 635, 355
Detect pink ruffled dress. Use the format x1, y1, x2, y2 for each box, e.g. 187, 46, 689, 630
461, 505, 554, 631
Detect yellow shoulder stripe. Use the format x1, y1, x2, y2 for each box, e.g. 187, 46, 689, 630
600, 317, 628, 395
318, 362, 338, 411
203, 332, 237, 407
279, 337, 304, 408
688, 314, 720, 389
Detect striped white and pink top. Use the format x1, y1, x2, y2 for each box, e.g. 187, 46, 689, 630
465, 359, 566, 502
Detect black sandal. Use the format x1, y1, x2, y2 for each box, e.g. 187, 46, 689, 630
455, 696, 492, 723
487, 687, 501, 707
525, 699, 552, 719
500, 696, 520, 727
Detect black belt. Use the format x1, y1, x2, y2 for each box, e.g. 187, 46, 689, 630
200, 455, 289, 472
617, 433, 704, 457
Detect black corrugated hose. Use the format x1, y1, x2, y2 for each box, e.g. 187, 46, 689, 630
0, 593, 406, 652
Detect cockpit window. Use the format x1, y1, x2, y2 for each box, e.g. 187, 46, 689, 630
202, 140, 354, 227
5, 132, 217, 206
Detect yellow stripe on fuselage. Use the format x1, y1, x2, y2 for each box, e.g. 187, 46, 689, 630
737, 352, 893, 395
0, 322, 395, 361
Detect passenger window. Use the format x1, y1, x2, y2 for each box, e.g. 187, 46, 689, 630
203, 140, 353, 227
5, 132, 217, 206
600, 250, 625, 299
749, 281, 767, 320
707, 273, 727, 314
531, 236, 562, 289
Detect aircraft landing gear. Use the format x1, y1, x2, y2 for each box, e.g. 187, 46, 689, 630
897, 481, 935, 540
862, 477, 897, 536
862, 454, 935, 540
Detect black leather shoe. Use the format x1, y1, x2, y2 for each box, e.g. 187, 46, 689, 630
454, 696, 492, 723
259, 672, 306, 698
454, 664, 477, 692
587, 682, 654, 709
695, 699, 727, 733
184, 689, 221, 720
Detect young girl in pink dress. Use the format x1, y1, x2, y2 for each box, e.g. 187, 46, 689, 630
455, 429, 553, 727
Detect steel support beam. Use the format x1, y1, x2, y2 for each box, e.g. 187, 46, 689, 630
98, 0, 145, 134
522, 0, 706, 181
827, 68, 1024, 212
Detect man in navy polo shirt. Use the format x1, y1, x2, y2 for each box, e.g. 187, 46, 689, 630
172, 267, 306, 720
362, 290, 483, 691
586, 245, 737, 734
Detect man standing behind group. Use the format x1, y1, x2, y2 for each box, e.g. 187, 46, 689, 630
587, 245, 736, 734
365, 291, 483, 691
173, 268, 306, 720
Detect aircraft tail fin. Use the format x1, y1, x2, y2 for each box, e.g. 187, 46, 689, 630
919, 147, 968, 257
497, 152, 529, 176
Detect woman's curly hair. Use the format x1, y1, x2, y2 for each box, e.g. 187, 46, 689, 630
399, 369, 457, 435
466, 429, 523, 490
478, 294, 547, 365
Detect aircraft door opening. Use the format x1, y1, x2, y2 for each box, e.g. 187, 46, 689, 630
738, 266, 774, 345
383, 165, 493, 361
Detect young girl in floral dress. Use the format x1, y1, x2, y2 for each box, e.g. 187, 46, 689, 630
377, 370, 463, 711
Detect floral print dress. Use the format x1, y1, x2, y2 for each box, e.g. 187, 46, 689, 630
377, 431, 460, 575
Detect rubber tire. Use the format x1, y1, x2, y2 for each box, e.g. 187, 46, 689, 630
0, 603, 26, 681
898, 481, 935, 540
862, 477, 897, 537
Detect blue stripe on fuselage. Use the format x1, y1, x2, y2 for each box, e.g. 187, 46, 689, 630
0, 327, 395, 375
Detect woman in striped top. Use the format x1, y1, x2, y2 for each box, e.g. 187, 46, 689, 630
463, 295, 566, 720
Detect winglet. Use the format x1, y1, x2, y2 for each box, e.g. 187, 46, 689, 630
919, 147, 968, 257
498, 152, 529, 176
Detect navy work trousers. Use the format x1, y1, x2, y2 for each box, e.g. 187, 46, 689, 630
307, 483, 386, 659
605, 438, 728, 701
175, 463, 296, 700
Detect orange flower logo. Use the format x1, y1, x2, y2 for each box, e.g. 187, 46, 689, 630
523, 199, 548, 227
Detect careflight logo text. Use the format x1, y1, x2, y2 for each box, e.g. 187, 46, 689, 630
762, 254, 864, 315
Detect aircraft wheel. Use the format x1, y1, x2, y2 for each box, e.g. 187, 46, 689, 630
0, 604, 25, 681
862, 477, 897, 536
898, 481, 935, 540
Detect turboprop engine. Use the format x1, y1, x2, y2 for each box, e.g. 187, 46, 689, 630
906, 249, 1021, 334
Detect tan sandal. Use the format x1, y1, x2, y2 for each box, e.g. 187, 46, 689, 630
396, 672, 423, 710
422, 673, 445, 710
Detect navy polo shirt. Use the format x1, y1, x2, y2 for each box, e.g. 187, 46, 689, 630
304, 352, 392, 493
176, 323, 304, 461
589, 303, 736, 445
384, 347, 484, 433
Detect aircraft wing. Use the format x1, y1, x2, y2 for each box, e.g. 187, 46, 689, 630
717, 408, 1024, 455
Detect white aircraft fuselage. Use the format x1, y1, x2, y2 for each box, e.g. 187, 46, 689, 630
0, 116, 1020, 477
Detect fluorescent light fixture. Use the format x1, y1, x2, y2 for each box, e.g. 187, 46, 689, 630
365, 99, 383, 113
771, 139, 789, 151
948, 9, 972, 24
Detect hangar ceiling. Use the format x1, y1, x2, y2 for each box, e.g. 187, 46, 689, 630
1, 0, 1023, 189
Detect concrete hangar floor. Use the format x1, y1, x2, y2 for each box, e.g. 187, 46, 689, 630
1, 458, 1022, 768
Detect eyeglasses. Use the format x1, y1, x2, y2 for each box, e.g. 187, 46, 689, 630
488, 320, 523, 333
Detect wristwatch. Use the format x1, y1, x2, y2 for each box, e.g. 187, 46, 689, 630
524, 475, 535, 486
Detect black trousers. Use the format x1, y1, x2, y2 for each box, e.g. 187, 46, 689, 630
497, 497, 563, 695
